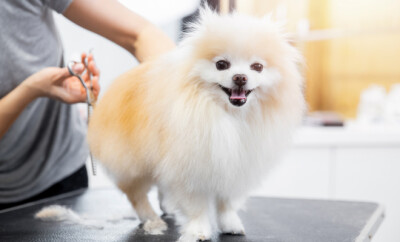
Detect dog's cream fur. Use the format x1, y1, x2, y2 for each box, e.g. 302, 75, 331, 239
88, 8, 305, 241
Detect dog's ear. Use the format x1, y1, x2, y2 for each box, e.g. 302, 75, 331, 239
198, 3, 219, 25
199, 2, 219, 17
182, 4, 218, 38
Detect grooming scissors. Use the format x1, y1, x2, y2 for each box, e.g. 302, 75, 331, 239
67, 52, 97, 175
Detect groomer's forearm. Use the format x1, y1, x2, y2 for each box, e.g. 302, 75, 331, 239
0, 84, 38, 139
133, 23, 176, 62
64, 0, 175, 62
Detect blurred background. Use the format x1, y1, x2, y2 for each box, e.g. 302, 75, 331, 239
54, 0, 400, 241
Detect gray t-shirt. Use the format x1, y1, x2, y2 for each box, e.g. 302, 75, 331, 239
0, 0, 89, 203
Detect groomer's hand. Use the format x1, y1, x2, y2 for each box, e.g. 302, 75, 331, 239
22, 53, 100, 104
0, 53, 100, 139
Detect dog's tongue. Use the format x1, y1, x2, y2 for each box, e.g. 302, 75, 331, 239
230, 88, 246, 100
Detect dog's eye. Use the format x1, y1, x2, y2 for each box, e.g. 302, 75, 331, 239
216, 60, 230, 71
250, 63, 263, 72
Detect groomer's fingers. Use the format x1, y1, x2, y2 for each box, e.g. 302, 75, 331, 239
88, 60, 100, 80
59, 76, 89, 103
71, 63, 85, 75
82, 54, 99, 81
55, 63, 84, 79
89, 57, 100, 76
63, 76, 84, 93
52, 84, 86, 104
82, 52, 91, 74
88, 59, 100, 98
81, 55, 100, 98
81, 53, 87, 66
91, 75, 100, 98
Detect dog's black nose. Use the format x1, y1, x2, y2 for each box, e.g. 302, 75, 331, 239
232, 74, 248, 87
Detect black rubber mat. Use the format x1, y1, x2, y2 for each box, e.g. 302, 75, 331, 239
0, 188, 383, 242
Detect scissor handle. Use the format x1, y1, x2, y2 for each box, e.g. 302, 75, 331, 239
67, 61, 94, 105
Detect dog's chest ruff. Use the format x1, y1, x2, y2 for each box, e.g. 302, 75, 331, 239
162, 112, 273, 195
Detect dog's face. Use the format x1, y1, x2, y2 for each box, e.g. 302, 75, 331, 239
184, 9, 299, 109
201, 54, 280, 107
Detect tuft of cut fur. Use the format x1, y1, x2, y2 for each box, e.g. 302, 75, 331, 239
35, 205, 104, 229
88, 7, 305, 241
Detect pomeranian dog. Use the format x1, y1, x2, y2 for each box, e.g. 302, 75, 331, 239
88, 7, 305, 242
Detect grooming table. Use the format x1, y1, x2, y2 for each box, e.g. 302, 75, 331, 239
0, 189, 384, 242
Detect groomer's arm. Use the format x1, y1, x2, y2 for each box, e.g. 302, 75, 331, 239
64, 0, 176, 62
0, 81, 39, 139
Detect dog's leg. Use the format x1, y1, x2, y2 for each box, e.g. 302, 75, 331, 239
177, 195, 212, 242
158, 188, 169, 216
118, 178, 167, 235
216, 198, 245, 235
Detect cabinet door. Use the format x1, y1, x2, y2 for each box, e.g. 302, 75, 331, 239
253, 147, 332, 199
335, 147, 400, 242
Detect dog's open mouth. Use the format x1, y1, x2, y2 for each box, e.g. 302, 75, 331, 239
219, 85, 253, 107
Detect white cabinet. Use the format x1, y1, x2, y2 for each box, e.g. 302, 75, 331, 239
253, 148, 332, 199
335, 147, 400, 242
255, 126, 400, 242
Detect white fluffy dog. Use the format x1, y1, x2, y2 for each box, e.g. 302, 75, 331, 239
88, 7, 305, 241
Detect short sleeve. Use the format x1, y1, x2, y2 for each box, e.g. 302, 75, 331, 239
42, 0, 74, 14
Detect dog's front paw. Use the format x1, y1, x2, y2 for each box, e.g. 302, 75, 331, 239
218, 211, 245, 235
143, 218, 167, 235
178, 232, 211, 242
178, 219, 212, 242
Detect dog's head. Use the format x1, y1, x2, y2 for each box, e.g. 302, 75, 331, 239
181, 7, 301, 109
